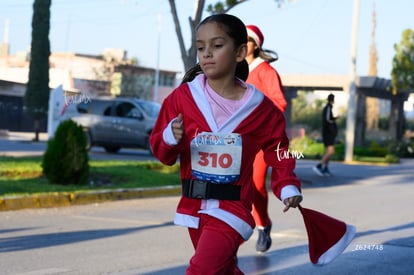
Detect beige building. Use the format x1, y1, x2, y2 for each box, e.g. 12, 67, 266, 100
0, 47, 179, 131
0, 48, 179, 104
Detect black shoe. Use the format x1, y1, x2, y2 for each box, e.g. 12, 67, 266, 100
256, 225, 272, 253
312, 164, 324, 176
323, 166, 332, 176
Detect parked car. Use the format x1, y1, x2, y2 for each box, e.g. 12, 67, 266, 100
70, 97, 160, 153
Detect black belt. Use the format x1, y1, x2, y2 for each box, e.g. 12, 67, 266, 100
182, 179, 241, 201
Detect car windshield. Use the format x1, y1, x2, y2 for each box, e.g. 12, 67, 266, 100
135, 100, 160, 118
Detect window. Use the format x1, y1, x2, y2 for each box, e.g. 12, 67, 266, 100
116, 102, 134, 117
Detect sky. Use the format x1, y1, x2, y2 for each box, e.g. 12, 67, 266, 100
0, 0, 413, 80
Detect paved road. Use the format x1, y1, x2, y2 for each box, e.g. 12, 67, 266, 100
1, 132, 414, 274
0, 131, 156, 161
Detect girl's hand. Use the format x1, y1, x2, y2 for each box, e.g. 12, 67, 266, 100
172, 113, 184, 143
283, 195, 302, 213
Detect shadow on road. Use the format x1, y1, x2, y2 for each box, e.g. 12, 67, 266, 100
0, 222, 174, 253
139, 221, 414, 275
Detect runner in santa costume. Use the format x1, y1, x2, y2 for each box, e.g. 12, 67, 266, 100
245, 24, 288, 253
150, 14, 302, 274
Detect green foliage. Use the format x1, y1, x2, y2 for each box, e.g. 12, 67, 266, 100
353, 141, 388, 157
24, 0, 51, 119
384, 154, 400, 163
42, 120, 89, 185
289, 136, 315, 151
207, 0, 287, 14
378, 116, 390, 130
387, 139, 414, 157
290, 135, 407, 163
291, 91, 325, 131
391, 28, 414, 94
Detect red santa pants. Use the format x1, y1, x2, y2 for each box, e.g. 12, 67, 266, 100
252, 150, 272, 227
186, 214, 244, 275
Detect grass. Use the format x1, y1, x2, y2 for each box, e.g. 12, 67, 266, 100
290, 137, 400, 164
0, 156, 180, 197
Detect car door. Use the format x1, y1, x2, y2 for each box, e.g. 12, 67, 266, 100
112, 101, 146, 146
92, 102, 116, 142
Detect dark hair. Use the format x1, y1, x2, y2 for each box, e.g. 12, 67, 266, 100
249, 37, 279, 63
181, 14, 249, 84
328, 93, 335, 102
254, 48, 279, 63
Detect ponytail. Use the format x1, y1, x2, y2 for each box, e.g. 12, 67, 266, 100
260, 49, 278, 63
235, 59, 249, 81
180, 64, 202, 84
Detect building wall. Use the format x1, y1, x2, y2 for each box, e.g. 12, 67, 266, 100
0, 50, 179, 132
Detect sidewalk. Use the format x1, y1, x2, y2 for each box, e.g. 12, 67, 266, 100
0, 129, 48, 141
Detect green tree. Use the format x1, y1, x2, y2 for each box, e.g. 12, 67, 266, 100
389, 28, 413, 139
391, 28, 414, 94
24, 0, 51, 141
168, 0, 289, 72
291, 91, 324, 131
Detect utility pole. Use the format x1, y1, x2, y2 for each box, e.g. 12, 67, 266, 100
345, 0, 360, 162
153, 13, 161, 103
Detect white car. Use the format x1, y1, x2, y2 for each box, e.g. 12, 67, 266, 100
71, 97, 160, 153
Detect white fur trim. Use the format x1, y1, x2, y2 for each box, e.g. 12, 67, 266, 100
187, 74, 264, 133
249, 57, 265, 72
199, 208, 254, 240
280, 185, 302, 203
162, 118, 178, 145
316, 224, 356, 266
174, 212, 200, 229
247, 28, 262, 47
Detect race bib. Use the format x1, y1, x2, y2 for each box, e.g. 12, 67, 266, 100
190, 132, 242, 183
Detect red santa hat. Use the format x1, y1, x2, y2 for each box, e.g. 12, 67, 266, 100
298, 205, 356, 266
246, 25, 264, 48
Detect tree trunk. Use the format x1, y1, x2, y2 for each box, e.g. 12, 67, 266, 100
355, 92, 366, 146
33, 118, 40, 142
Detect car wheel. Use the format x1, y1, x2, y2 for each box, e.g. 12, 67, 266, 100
104, 146, 121, 154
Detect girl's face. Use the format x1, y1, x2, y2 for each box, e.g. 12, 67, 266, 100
196, 22, 246, 80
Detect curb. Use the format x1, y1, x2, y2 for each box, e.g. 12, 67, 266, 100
0, 186, 182, 211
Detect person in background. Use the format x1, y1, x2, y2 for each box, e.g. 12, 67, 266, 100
245, 24, 287, 253
150, 14, 302, 274
313, 93, 338, 176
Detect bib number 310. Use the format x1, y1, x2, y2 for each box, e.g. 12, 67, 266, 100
190, 132, 242, 183
198, 152, 233, 168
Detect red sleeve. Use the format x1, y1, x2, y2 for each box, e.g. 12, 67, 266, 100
149, 86, 187, 166
258, 99, 301, 199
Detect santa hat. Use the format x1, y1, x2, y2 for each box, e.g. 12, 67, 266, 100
298, 205, 356, 266
246, 25, 264, 48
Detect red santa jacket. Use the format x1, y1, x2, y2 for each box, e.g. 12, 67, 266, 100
246, 58, 287, 112
149, 75, 300, 240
